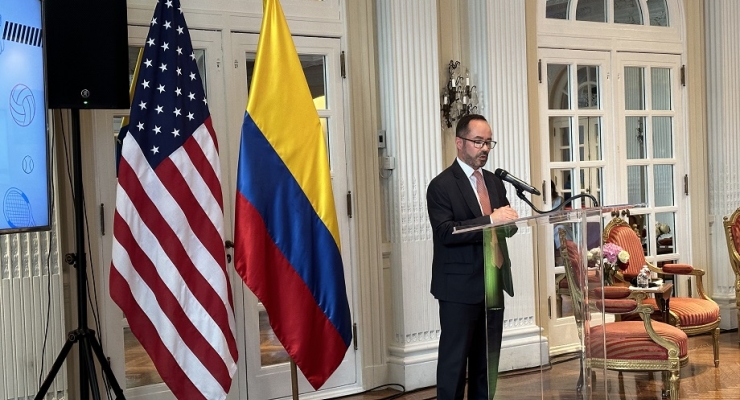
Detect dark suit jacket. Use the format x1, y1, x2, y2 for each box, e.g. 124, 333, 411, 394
427, 161, 515, 304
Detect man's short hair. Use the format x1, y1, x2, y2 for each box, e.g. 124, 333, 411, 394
455, 114, 488, 138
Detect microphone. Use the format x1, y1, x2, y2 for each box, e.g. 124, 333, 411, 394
494, 169, 541, 196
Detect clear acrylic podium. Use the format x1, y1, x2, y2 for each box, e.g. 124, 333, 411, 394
453, 204, 637, 399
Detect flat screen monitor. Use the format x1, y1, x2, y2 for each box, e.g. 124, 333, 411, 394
0, 0, 50, 233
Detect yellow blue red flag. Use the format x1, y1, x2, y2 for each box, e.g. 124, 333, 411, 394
233, 0, 351, 390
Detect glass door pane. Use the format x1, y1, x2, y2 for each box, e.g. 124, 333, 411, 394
546, 61, 606, 209
647, 0, 669, 26
549, 116, 572, 162
625, 116, 647, 159
614, 0, 643, 25
539, 49, 611, 357
619, 54, 683, 266
579, 116, 602, 161
548, 64, 570, 109
576, 0, 607, 23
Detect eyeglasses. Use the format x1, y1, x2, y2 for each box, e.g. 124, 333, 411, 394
460, 137, 497, 149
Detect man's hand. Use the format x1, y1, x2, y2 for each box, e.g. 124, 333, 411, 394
490, 205, 518, 224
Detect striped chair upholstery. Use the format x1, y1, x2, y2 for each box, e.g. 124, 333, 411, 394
558, 230, 686, 400
604, 216, 721, 367
589, 321, 688, 360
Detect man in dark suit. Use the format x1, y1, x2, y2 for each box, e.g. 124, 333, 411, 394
426, 114, 519, 400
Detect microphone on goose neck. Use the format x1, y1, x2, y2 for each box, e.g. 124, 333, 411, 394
494, 168, 541, 196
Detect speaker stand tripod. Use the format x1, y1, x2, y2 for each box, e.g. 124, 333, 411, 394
35, 109, 125, 400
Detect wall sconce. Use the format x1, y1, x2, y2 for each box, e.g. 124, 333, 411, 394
441, 60, 478, 128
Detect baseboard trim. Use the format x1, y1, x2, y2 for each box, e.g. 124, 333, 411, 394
716, 295, 738, 330
385, 329, 549, 390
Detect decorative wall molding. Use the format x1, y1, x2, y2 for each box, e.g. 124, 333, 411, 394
376, 0, 443, 389
468, 0, 542, 351
705, 0, 740, 329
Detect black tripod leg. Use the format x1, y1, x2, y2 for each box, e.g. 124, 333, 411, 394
34, 332, 78, 400
81, 344, 89, 400
87, 331, 126, 399
35, 110, 128, 400
80, 335, 101, 400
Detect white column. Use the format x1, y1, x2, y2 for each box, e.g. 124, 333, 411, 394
706, 0, 740, 329
469, 0, 546, 370
376, 0, 443, 389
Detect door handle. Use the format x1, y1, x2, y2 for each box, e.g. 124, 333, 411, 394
225, 240, 234, 263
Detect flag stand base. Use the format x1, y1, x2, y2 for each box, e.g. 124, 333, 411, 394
34, 109, 126, 400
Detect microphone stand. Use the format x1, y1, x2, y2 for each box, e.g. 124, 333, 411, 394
515, 189, 599, 214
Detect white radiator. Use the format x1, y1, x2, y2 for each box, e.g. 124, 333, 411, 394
1, 230, 66, 400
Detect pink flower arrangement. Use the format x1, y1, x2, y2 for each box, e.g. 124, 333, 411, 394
602, 243, 630, 270
587, 243, 630, 285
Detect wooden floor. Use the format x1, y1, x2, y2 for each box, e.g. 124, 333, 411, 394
337, 330, 740, 400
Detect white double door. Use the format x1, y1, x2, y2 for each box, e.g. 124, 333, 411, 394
538, 48, 687, 353
89, 27, 356, 399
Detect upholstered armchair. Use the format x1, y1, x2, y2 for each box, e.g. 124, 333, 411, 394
722, 207, 740, 343
603, 216, 721, 367
555, 269, 600, 316
558, 229, 688, 400
554, 222, 602, 316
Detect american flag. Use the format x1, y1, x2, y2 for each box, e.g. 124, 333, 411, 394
110, 1, 238, 399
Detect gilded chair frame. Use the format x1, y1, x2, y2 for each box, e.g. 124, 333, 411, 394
587, 291, 686, 400
603, 216, 721, 366
555, 267, 599, 317
555, 273, 568, 316
722, 207, 740, 344
558, 229, 686, 399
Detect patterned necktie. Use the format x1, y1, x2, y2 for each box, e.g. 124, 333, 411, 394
473, 170, 504, 267
473, 170, 492, 215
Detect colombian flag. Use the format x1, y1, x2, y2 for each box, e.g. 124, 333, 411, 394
233, 0, 352, 390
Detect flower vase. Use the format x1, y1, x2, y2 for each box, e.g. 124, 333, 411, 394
603, 262, 616, 286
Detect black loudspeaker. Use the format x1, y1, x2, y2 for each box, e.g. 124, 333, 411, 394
44, 0, 130, 109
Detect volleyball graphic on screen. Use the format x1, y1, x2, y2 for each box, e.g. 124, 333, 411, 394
9, 83, 36, 127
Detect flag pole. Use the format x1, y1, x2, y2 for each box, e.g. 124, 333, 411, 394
290, 360, 299, 400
